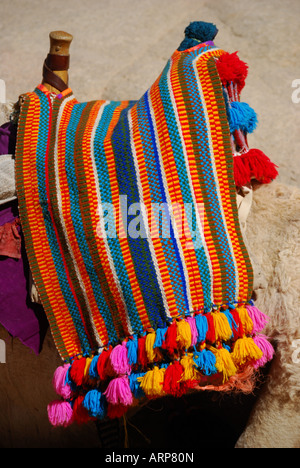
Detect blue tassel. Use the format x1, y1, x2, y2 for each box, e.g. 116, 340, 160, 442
126, 335, 138, 366
129, 373, 146, 399
154, 326, 168, 348
195, 314, 208, 343
229, 102, 258, 134
178, 21, 218, 51
193, 349, 217, 376
89, 355, 100, 379
83, 389, 107, 419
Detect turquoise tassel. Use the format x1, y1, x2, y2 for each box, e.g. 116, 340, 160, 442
129, 373, 146, 399
89, 355, 100, 379
193, 349, 217, 375
83, 389, 107, 419
154, 326, 168, 348
126, 335, 138, 366
229, 102, 258, 134
195, 314, 208, 343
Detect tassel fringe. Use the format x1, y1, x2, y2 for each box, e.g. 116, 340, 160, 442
48, 302, 275, 427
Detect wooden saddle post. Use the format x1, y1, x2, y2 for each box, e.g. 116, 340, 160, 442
42, 30, 73, 94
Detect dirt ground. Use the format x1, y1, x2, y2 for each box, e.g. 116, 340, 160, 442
0, 0, 299, 448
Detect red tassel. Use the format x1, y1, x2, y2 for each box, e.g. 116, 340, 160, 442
107, 403, 129, 419
72, 395, 93, 425
97, 348, 113, 381
163, 361, 185, 397
161, 322, 178, 354
69, 357, 87, 387
231, 309, 245, 340
234, 149, 279, 187
216, 51, 248, 92
205, 313, 216, 343
138, 335, 148, 369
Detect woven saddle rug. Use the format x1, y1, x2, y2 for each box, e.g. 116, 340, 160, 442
15, 41, 275, 426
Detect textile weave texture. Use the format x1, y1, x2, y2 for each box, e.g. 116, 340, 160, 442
15, 42, 273, 423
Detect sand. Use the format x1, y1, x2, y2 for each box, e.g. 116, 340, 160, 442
0, 0, 299, 187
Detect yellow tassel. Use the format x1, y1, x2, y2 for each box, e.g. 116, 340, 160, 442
180, 353, 198, 382
236, 306, 254, 335
138, 366, 166, 397
176, 319, 192, 349
145, 331, 157, 363
212, 312, 233, 341
232, 336, 263, 366
83, 357, 93, 384
211, 346, 237, 383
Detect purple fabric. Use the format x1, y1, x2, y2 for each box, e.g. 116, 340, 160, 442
0, 121, 17, 155
0, 201, 48, 354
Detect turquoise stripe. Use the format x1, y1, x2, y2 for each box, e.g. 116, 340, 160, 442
92, 100, 144, 333
157, 58, 213, 309
35, 88, 91, 354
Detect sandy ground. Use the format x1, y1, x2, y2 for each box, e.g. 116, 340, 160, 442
0, 0, 299, 187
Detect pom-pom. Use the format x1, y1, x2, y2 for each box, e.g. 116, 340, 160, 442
138, 335, 148, 368
233, 149, 279, 187
72, 395, 92, 425
178, 21, 218, 51
253, 335, 275, 369
129, 372, 146, 399
163, 361, 185, 397
104, 376, 133, 407
193, 347, 218, 376
69, 357, 87, 387
145, 331, 157, 363
216, 51, 248, 92
89, 355, 100, 380
153, 326, 168, 348
232, 336, 263, 366
47, 400, 73, 427
161, 321, 178, 354
230, 308, 245, 339
236, 306, 254, 335
246, 305, 270, 334
126, 335, 138, 366
211, 346, 237, 383
185, 317, 198, 346
205, 313, 216, 343
97, 347, 114, 381
110, 342, 131, 375
180, 353, 199, 384
83, 389, 107, 419
176, 319, 192, 349
212, 312, 233, 341
52, 364, 72, 399
194, 314, 208, 343
138, 366, 166, 398
229, 102, 258, 134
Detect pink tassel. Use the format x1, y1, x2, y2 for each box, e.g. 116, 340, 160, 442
52, 364, 72, 399
253, 334, 275, 369
47, 400, 73, 427
104, 376, 133, 407
185, 317, 198, 346
110, 342, 131, 375
246, 305, 270, 334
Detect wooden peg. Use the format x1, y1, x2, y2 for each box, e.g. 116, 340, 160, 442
42, 31, 73, 94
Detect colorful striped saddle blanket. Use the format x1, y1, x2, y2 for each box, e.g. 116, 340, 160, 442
15, 33, 276, 426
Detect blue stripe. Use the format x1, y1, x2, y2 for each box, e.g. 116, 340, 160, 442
157, 58, 213, 309
142, 90, 190, 314
111, 104, 168, 328
35, 89, 91, 354
92, 100, 143, 333
182, 50, 237, 303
